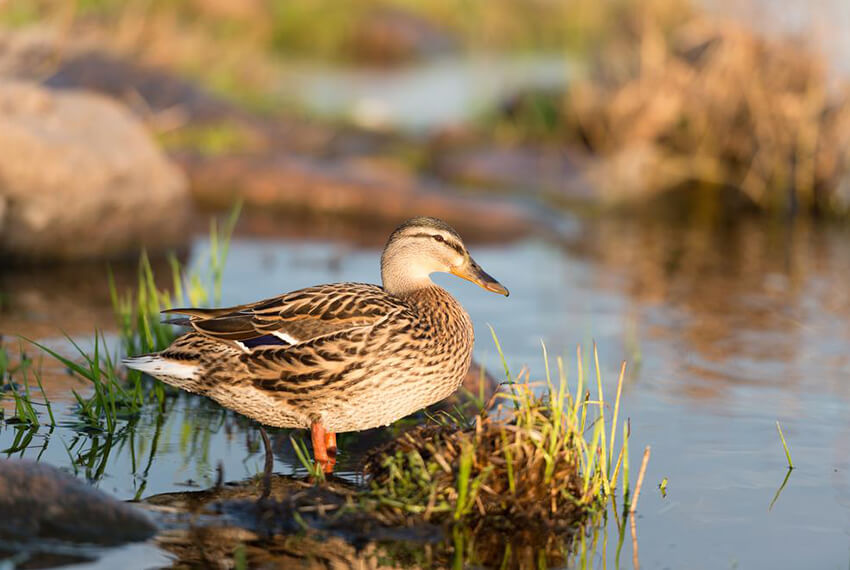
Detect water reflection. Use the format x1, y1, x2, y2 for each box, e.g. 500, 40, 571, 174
0, 255, 182, 348
143, 474, 630, 569
565, 217, 850, 398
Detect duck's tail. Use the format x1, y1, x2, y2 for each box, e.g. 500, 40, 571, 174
122, 354, 201, 390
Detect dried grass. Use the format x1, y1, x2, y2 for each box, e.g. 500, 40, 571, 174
564, 2, 850, 214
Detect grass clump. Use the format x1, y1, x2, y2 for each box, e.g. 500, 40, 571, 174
363, 343, 634, 536
0, 346, 55, 428
30, 334, 143, 432
2, 206, 241, 438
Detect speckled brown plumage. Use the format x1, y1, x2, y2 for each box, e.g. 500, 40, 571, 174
150, 283, 473, 432
124, 216, 508, 466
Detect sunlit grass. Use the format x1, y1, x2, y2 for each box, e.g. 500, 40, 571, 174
363, 340, 638, 531
28, 334, 142, 432
776, 420, 793, 470
0, 346, 55, 429
290, 435, 326, 481
1, 205, 242, 436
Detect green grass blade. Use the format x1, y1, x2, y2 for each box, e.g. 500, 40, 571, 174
776, 421, 794, 469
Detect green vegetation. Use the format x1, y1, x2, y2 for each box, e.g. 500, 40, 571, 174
0, 346, 54, 428
363, 344, 637, 532
29, 335, 141, 432
157, 123, 261, 157
0, 206, 240, 440
0, 0, 650, 61
776, 420, 793, 469
290, 434, 327, 481
110, 202, 239, 357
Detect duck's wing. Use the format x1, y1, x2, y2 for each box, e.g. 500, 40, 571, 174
163, 283, 400, 348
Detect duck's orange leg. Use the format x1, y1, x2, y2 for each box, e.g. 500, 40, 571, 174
325, 431, 337, 471
310, 421, 335, 474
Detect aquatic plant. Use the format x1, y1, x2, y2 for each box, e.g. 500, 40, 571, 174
0, 346, 55, 429
775, 420, 793, 469
29, 334, 142, 432
110, 202, 240, 357
5, 205, 242, 436
362, 342, 640, 537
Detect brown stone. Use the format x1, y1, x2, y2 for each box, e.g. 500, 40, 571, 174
0, 459, 156, 544
0, 80, 191, 261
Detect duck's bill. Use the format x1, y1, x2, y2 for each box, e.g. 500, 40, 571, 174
451, 258, 510, 297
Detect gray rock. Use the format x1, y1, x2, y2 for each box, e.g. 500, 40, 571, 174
0, 80, 190, 261
0, 459, 156, 544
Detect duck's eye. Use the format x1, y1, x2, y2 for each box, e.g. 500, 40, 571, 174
433, 235, 445, 243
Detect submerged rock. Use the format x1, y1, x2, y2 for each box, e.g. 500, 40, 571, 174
0, 80, 190, 261
0, 459, 156, 544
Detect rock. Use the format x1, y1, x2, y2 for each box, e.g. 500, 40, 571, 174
0, 27, 57, 79
0, 80, 191, 261
0, 459, 156, 544
179, 152, 536, 241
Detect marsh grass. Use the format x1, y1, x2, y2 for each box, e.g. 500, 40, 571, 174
28, 334, 142, 432
0, 345, 55, 428
769, 421, 795, 511
362, 342, 636, 535
290, 435, 327, 481
2, 205, 242, 439
110, 202, 240, 358
776, 420, 793, 469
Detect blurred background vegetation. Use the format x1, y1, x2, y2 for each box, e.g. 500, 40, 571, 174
0, 0, 848, 263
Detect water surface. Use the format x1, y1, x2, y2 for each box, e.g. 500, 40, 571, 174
3, 216, 850, 567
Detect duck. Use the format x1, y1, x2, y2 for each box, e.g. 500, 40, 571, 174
123, 216, 508, 476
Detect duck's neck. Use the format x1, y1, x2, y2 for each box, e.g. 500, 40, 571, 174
381, 256, 435, 298
383, 276, 435, 298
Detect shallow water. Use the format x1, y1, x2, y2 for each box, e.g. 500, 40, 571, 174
278, 55, 571, 132
3, 215, 850, 568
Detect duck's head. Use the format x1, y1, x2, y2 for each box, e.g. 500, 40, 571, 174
381, 216, 509, 297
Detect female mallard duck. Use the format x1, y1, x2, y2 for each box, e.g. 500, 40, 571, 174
124, 216, 508, 474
